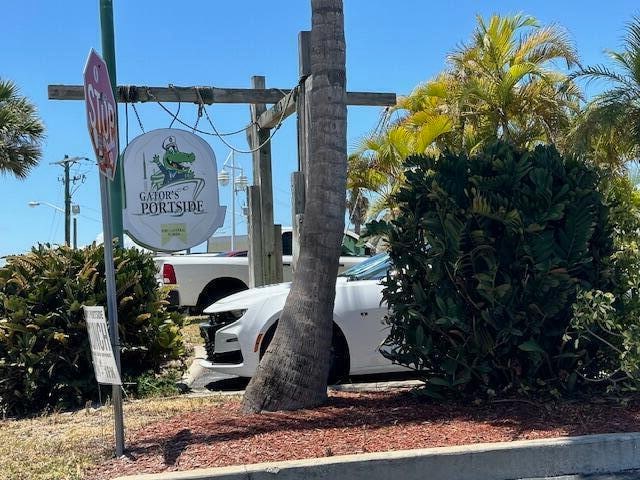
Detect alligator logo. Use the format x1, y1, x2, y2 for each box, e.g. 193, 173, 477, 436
150, 136, 196, 190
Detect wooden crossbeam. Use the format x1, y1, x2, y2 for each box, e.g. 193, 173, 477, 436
50, 83, 396, 131
48, 84, 396, 108
48, 84, 292, 105
257, 89, 298, 129
256, 87, 397, 129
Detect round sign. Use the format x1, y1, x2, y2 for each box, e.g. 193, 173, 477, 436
122, 128, 226, 252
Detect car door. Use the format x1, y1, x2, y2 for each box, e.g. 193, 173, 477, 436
334, 279, 401, 375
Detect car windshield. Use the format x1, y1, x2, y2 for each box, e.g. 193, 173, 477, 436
338, 252, 391, 281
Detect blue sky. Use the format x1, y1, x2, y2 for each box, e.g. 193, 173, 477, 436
1, 1, 638, 258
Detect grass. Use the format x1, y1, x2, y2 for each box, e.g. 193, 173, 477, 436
0, 317, 216, 480
182, 315, 206, 351
0, 395, 235, 480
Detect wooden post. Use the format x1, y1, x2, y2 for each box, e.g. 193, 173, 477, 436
298, 31, 311, 79
291, 172, 305, 273
249, 76, 278, 287
291, 30, 311, 272
247, 185, 263, 288
302, 75, 313, 191
273, 224, 283, 284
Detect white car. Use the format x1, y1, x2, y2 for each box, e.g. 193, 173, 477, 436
199, 253, 408, 381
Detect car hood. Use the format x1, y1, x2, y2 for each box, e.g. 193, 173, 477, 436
203, 282, 293, 313
202, 277, 352, 314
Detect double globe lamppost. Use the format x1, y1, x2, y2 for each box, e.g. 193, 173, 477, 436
217, 151, 248, 252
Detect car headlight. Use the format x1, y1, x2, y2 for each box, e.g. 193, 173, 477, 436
208, 309, 247, 327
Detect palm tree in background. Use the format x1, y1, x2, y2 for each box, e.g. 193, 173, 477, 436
346, 187, 370, 235
0, 79, 45, 178
348, 14, 581, 221
569, 17, 640, 171
446, 13, 581, 149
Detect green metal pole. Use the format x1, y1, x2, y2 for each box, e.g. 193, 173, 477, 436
99, 0, 124, 247
99, 0, 125, 457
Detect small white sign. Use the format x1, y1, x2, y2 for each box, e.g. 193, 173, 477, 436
83, 306, 122, 385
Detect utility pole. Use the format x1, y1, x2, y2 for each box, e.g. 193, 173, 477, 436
64, 159, 70, 246
52, 155, 86, 247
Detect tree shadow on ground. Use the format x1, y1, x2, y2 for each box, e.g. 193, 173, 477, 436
123, 390, 640, 465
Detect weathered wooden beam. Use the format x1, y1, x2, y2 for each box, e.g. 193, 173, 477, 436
291, 172, 306, 274
346, 91, 396, 106
48, 84, 396, 107
247, 185, 263, 289
273, 224, 283, 284
256, 88, 297, 129
298, 31, 311, 79
48, 84, 292, 105
249, 76, 279, 286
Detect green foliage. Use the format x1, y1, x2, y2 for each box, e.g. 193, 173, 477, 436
370, 142, 615, 398
132, 369, 183, 398
0, 243, 185, 416
569, 17, 640, 169
349, 13, 580, 222
569, 176, 640, 389
0, 79, 45, 178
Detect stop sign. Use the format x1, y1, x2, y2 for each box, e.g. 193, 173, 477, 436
83, 49, 119, 180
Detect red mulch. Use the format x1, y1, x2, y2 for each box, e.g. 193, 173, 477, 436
87, 389, 640, 479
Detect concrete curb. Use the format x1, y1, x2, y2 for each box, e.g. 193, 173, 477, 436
180, 345, 207, 388
113, 432, 640, 480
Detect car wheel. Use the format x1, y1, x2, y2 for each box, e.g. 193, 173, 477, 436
196, 281, 247, 313
327, 329, 350, 385
259, 322, 350, 385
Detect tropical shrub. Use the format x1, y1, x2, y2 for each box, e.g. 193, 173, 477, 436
369, 142, 616, 398
570, 176, 640, 390
0, 243, 185, 416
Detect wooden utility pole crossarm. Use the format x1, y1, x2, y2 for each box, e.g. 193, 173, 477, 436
255, 88, 396, 130
49, 84, 294, 105
48, 84, 396, 109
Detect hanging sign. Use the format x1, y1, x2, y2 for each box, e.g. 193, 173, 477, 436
83, 306, 122, 385
122, 128, 226, 251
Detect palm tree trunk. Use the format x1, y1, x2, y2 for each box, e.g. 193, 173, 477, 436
242, 0, 347, 413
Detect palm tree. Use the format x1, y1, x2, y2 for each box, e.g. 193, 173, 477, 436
348, 14, 580, 220
354, 126, 413, 219
569, 17, 640, 170
0, 79, 45, 178
242, 0, 348, 412
446, 14, 581, 149
346, 188, 369, 235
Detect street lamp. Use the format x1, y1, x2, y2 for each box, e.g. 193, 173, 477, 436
28, 201, 80, 248
217, 151, 248, 251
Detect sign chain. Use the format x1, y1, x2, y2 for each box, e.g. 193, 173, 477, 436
132, 103, 145, 133
141, 86, 292, 154
168, 84, 181, 129
198, 87, 293, 154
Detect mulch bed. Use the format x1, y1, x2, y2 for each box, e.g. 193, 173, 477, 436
87, 389, 640, 479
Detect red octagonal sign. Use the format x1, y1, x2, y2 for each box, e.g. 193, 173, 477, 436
83, 49, 119, 180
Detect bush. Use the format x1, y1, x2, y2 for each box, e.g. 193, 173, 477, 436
369, 142, 616, 398
570, 176, 640, 390
0, 243, 185, 416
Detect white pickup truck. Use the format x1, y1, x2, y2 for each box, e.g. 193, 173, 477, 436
155, 230, 371, 312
